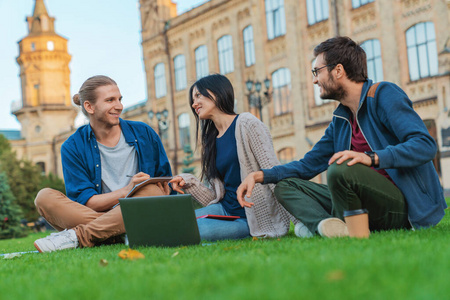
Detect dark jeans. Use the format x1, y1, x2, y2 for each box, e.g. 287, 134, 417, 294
274, 161, 410, 234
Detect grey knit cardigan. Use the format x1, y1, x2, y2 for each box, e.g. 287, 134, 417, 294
177, 112, 298, 238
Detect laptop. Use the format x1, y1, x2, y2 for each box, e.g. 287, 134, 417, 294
119, 194, 201, 248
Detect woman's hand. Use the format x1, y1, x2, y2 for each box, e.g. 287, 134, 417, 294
169, 176, 186, 194
236, 171, 264, 208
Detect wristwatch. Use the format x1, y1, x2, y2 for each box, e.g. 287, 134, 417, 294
364, 151, 377, 167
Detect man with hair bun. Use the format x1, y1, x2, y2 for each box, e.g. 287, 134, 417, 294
237, 36, 446, 239
34, 75, 172, 252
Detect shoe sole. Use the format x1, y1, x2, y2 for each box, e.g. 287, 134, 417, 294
319, 219, 349, 238
34, 241, 43, 253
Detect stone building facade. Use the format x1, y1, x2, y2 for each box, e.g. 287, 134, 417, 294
121, 0, 450, 191
7, 0, 77, 177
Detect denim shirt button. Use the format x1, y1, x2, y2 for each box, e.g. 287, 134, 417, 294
96, 164, 99, 167
96, 184, 99, 187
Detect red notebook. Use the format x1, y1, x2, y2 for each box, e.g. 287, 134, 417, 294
196, 215, 240, 221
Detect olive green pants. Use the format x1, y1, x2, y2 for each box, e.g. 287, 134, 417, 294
274, 161, 410, 234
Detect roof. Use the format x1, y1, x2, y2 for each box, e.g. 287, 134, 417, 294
122, 100, 147, 113
0, 130, 22, 140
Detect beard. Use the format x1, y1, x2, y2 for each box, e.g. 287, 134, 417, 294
320, 75, 346, 101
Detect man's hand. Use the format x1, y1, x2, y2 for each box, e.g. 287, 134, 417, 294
157, 182, 171, 195
125, 172, 150, 193
236, 171, 264, 208
329, 150, 377, 167
169, 176, 186, 194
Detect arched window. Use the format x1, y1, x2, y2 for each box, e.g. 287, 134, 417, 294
174, 55, 187, 91
278, 147, 295, 164
306, 0, 329, 25
243, 26, 255, 67
217, 35, 234, 74
265, 0, 286, 40
36, 162, 46, 175
195, 45, 209, 80
406, 22, 438, 81
352, 0, 374, 9
272, 68, 292, 116
178, 113, 191, 148
361, 39, 383, 83
154, 63, 166, 98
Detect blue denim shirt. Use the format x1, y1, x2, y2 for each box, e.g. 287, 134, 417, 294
263, 80, 446, 228
61, 119, 172, 205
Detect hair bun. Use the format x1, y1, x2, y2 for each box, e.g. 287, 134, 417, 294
73, 94, 81, 105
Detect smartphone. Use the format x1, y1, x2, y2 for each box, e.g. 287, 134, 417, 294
196, 215, 240, 221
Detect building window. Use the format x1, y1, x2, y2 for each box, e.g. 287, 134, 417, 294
195, 45, 209, 80
33, 84, 40, 104
243, 26, 256, 67
406, 22, 438, 81
278, 147, 295, 164
174, 55, 187, 91
47, 41, 54, 51
178, 113, 191, 148
265, 0, 286, 40
352, 0, 374, 8
306, 0, 329, 25
31, 43, 36, 51
217, 35, 234, 75
154, 63, 166, 99
272, 68, 292, 116
361, 39, 383, 83
36, 162, 46, 175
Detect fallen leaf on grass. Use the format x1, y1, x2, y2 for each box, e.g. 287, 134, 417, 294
326, 270, 345, 281
171, 251, 179, 258
99, 259, 108, 266
118, 249, 145, 260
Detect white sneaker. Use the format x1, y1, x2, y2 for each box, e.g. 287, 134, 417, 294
294, 221, 314, 238
317, 218, 349, 238
34, 229, 79, 253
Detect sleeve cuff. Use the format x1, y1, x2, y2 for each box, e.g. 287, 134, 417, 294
262, 168, 279, 184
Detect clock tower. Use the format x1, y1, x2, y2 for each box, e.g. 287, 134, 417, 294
13, 0, 77, 175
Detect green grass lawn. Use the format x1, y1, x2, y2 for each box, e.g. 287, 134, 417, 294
1, 206, 449, 300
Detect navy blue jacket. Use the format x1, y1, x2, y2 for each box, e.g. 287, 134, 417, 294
263, 80, 446, 228
61, 119, 172, 205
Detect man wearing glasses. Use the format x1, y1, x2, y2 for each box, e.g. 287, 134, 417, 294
237, 36, 446, 238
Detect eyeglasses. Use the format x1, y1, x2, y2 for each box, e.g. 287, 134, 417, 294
311, 64, 337, 77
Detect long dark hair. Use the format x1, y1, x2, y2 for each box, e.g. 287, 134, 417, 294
189, 74, 235, 182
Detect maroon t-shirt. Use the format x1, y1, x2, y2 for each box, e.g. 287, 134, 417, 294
350, 116, 395, 184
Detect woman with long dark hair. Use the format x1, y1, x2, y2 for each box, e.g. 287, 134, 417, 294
170, 74, 297, 241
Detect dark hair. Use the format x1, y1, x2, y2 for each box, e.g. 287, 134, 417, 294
314, 36, 367, 83
73, 75, 117, 117
188, 74, 235, 182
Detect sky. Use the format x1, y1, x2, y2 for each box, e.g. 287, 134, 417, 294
0, 0, 207, 130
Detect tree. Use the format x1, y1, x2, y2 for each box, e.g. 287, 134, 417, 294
181, 144, 195, 174
0, 135, 65, 221
0, 172, 27, 239
39, 172, 65, 194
